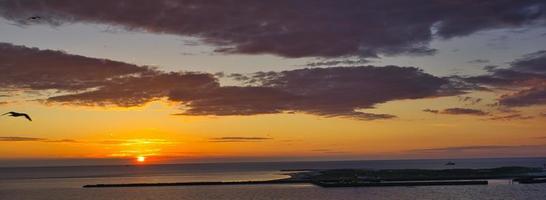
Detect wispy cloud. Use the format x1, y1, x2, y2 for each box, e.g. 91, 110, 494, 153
488, 114, 534, 121
311, 149, 349, 154
465, 50, 546, 108
43, 139, 79, 143
208, 137, 273, 143
423, 109, 439, 114
423, 108, 488, 116
457, 96, 482, 105
304, 59, 371, 67
442, 108, 488, 116
0, 137, 77, 143
0, 137, 45, 142
467, 59, 490, 64
93, 139, 172, 145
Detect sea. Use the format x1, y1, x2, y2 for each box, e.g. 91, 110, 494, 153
2, 157, 546, 200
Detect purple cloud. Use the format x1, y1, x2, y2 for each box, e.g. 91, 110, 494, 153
441, 108, 488, 116
0, 0, 544, 58
171, 66, 460, 120
1, 43, 464, 120
49, 72, 218, 107
0, 42, 147, 91
424, 108, 488, 116
499, 86, 546, 107
465, 50, 546, 107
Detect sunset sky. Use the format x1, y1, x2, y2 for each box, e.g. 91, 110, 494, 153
1, 0, 546, 166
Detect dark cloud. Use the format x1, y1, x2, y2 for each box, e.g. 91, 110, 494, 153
0, 137, 76, 142
0, 42, 147, 91
1, 1, 545, 58
492, 51, 546, 107
0, 43, 217, 107
171, 86, 299, 116
423, 108, 488, 116
208, 137, 273, 143
423, 109, 439, 114
172, 66, 460, 120
424, 108, 488, 116
1, 43, 464, 120
464, 69, 545, 88
464, 50, 546, 107
49, 71, 218, 107
457, 96, 482, 105
498, 86, 546, 107
441, 108, 488, 116
465, 51, 546, 88
510, 50, 546, 74
467, 59, 490, 64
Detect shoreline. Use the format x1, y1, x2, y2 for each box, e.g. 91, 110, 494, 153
83, 179, 307, 188
83, 179, 489, 188
83, 166, 546, 188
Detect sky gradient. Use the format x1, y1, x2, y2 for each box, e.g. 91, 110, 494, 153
1, 0, 546, 166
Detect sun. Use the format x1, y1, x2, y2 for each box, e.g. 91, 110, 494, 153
137, 156, 146, 163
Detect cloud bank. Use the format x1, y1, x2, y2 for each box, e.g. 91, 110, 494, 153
466, 50, 546, 107
1, 43, 463, 120
1, 0, 545, 58
0, 43, 147, 91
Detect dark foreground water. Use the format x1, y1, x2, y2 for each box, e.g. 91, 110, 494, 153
2, 157, 546, 200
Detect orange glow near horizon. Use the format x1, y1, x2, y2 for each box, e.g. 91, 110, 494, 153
1, 98, 546, 164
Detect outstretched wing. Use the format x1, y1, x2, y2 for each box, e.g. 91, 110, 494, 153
23, 114, 32, 121
2, 112, 13, 116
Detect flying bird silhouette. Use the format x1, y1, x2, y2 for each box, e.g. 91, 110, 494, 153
2, 112, 32, 121
28, 16, 41, 20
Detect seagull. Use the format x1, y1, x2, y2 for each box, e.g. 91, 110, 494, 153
28, 16, 41, 20
2, 112, 32, 121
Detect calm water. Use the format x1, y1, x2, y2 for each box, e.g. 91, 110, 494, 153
2, 157, 546, 200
